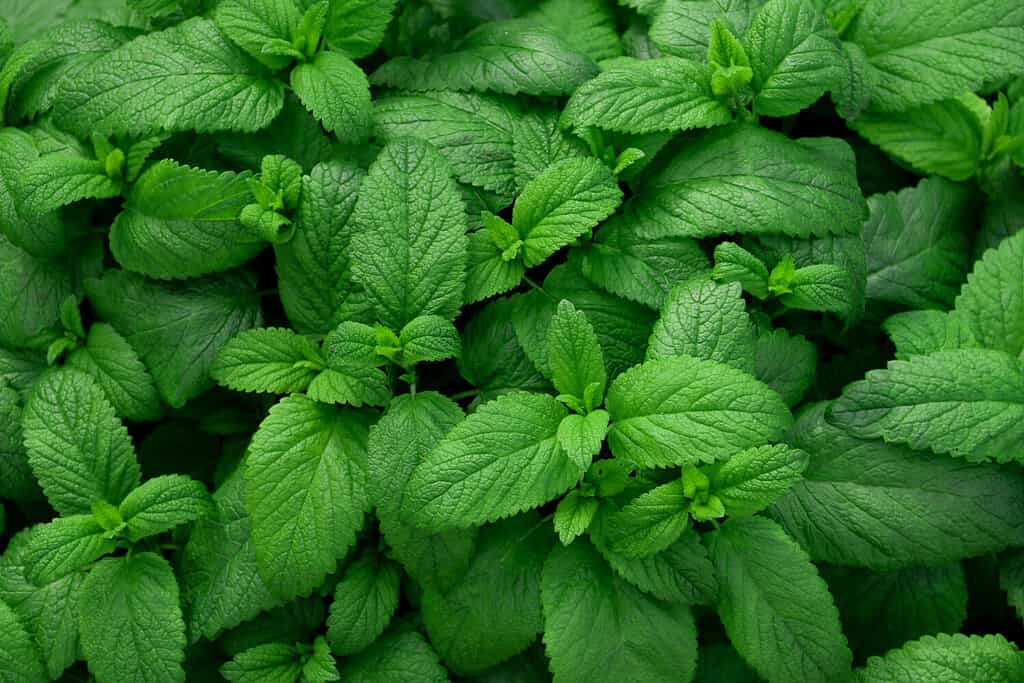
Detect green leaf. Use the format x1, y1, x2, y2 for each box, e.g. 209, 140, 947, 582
1000, 548, 1024, 622
553, 489, 599, 545
178, 469, 280, 643
110, 160, 261, 280
574, 215, 710, 309
955, 229, 1024, 357
850, 94, 988, 180
326, 552, 401, 656
713, 241, 770, 299
708, 16, 751, 70
336, 628, 448, 683
707, 516, 852, 683
704, 444, 808, 516
323, 0, 397, 58
371, 20, 598, 96
211, 327, 322, 395
547, 300, 606, 405
562, 57, 732, 134
53, 18, 284, 136
830, 349, 1024, 464
464, 229, 526, 305
405, 392, 582, 529
0, 384, 37, 502
771, 402, 1024, 568
0, 128, 72, 260
606, 355, 792, 468
0, 235, 76, 348
754, 328, 817, 407
882, 310, 978, 361
350, 139, 466, 330
374, 91, 519, 197
212, 0, 301, 70
542, 540, 698, 683
119, 474, 213, 542
245, 396, 373, 600
303, 636, 339, 682
309, 324, 390, 407
649, 0, 762, 61
625, 124, 866, 238
0, 598, 47, 683
421, 514, 553, 676
605, 480, 691, 557
86, 269, 262, 408
528, 0, 622, 62
21, 515, 114, 585
221, 643, 301, 683
275, 160, 363, 335
556, 410, 609, 472
647, 277, 756, 373
65, 323, 163, 422
780, 263, 852, 314
513, 156, 622, 267
855, 633, 1024, 683
399, 315, 461, 366
742, 0, 843, 116
79, 553, 186, 683
291, 51, 372, 145
16, 156, 120, 217
512, 107, 588, 191
845, 0, 1024, 112
23, 370, 140, 516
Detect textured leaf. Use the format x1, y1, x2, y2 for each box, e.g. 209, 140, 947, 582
326, 553, 401, 656
23, 370, 140, 516
213, 0, 300, 70
704, 444, 808, 517
830, 349, 1024, 464
110, 160, 260, 280
713, 241, 770, 298
0, 235, 75, 348
605, 480, 691, 557
405, 392, 581, 529
53, 18, 284, 136
542, 540, 698, 683
0, 128, 72, 259
625, 124, 866, 238
553, 489, 598, 545
119, 474, 213, 542
606, 355, 792, 468
512, 107, 588, 191
562, 57, 732, 134
21, 515, 114, 585
527, 0, 622, 62
556, 411, 608, 472
0, 598, 46, 683
771, 402, 1024, 568
245, 396, 373, 600
86, 269, 262, 408
16, 156, 120, 217
955, 229, 1024, 357
79, 553, 186, 683
291, 51, 372, 145
371, 20, 598, 96
0, 385, 37, 502
337, 628, 448, 683
221, 643, 301, 683
547, 300, 605, 403
211, 327, 321, 395
464, 229, 526, 305
754, 328, 817, 407
324, 0, 398, 58
650, 0, 763, 60
399, 315, 461, 365
855, 633, 1024, 682
707, 516, 852, 683
882, 310, 978, 360
351, 139, 466, 329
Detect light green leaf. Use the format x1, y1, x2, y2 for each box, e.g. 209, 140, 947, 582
553, 489, 599, 545
211, 327, 322, 395
562, 57, 732, 134
245, 396, 373, 599
882, 310, 978, 360
79, 553, 186, 683
86, 268, 262, 408
337, 628, 448, 683
0, 128, 72, 260
213, 0, 301, 70
323, 0, 397, 58
221, 643, 301, 683
291, 51, 372, 145
405, 392, 581, 529
53, 17, 284, 136
754, 328, 816, 407
649, 0, 762, 60
16, 156, 120, 217
547, 300, 606, 404
713, 241, 770, 299
512, 107, 588, 191
625, 124, 866, 238
326, 553, 401, 656
351, 139, 466, 330
0, 598, 47, 683
780, 263, 852, 314
399, 315, 461, 365
955, 229, 1024, 357
21, 515, 114, 585
23, 370, 140, 516
606, 355, 792, 468
855, 633, 1024, 683
308, 325, 390, 407
605, 480, 691, 557
771, 402, 1024, 568
830, 349, 1024, 464
371, 20, 598, 96
110, 160, 261, 280
528, 0, 622, 62
119, 474, 213, 542
464, 229, 526, 305
707, 516, 852, 683
557, 410, 609, 472
542, 540, 698, 683
647, 277, 756, 373
704, 444, 808, 516
0, 384, 36, 502
0, 235, 75, 348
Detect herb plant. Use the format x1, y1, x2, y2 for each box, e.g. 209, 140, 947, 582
1, 0, 1024, 681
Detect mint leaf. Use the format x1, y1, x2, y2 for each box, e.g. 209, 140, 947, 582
308, 322, 389, 407
0, 235, 76, 348
211, 327, 322, 395
0, 597, 46, 683
882, 310, 978, 360
556, 410, 609, 471
542, 540, 698, 682
754, 328, 817, 407
53, 18, 284, 136
855, 633, 1024, 682
221, 643, 301, 683
547, 300, 606, 405
119, 474, 213, 542
647, 277, 756, 373
212, 0, 301, 71
512, 107, 588, 191
830, 349, 1024, 464
109, 160, 260, 280
713, 241, 771, 298
704, 443, 808, 516
16, 156, 120, 217
23, 371, 140, 516
771, 402, 1024, 568
399, 315, 461, 366
625, 124, 866, 238
553, 489, 599, 545
605, 480, 691, 557
65, 323, 162, 422
404, 392, 581, 529
955, 229, 1024, 357
528, 0, 623, 62
371, 21, 598, 96
245, 396, 372, 599
606, 355, 792, 468
79, 553, 186, 683
326, 552, 401, 656
780, 263, 852, 314
707, 516, 852, 683
21, 515, 113, 585
337, 628, 447, 683
323, 0, 397, 58
562, 57, 732, 134
650, 0, 761, 60
292, 51, 372, 145
351, 139, 466, 330
0, 384, 37, 502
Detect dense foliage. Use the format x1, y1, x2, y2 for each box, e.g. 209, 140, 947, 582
1, 0, 1024, 681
